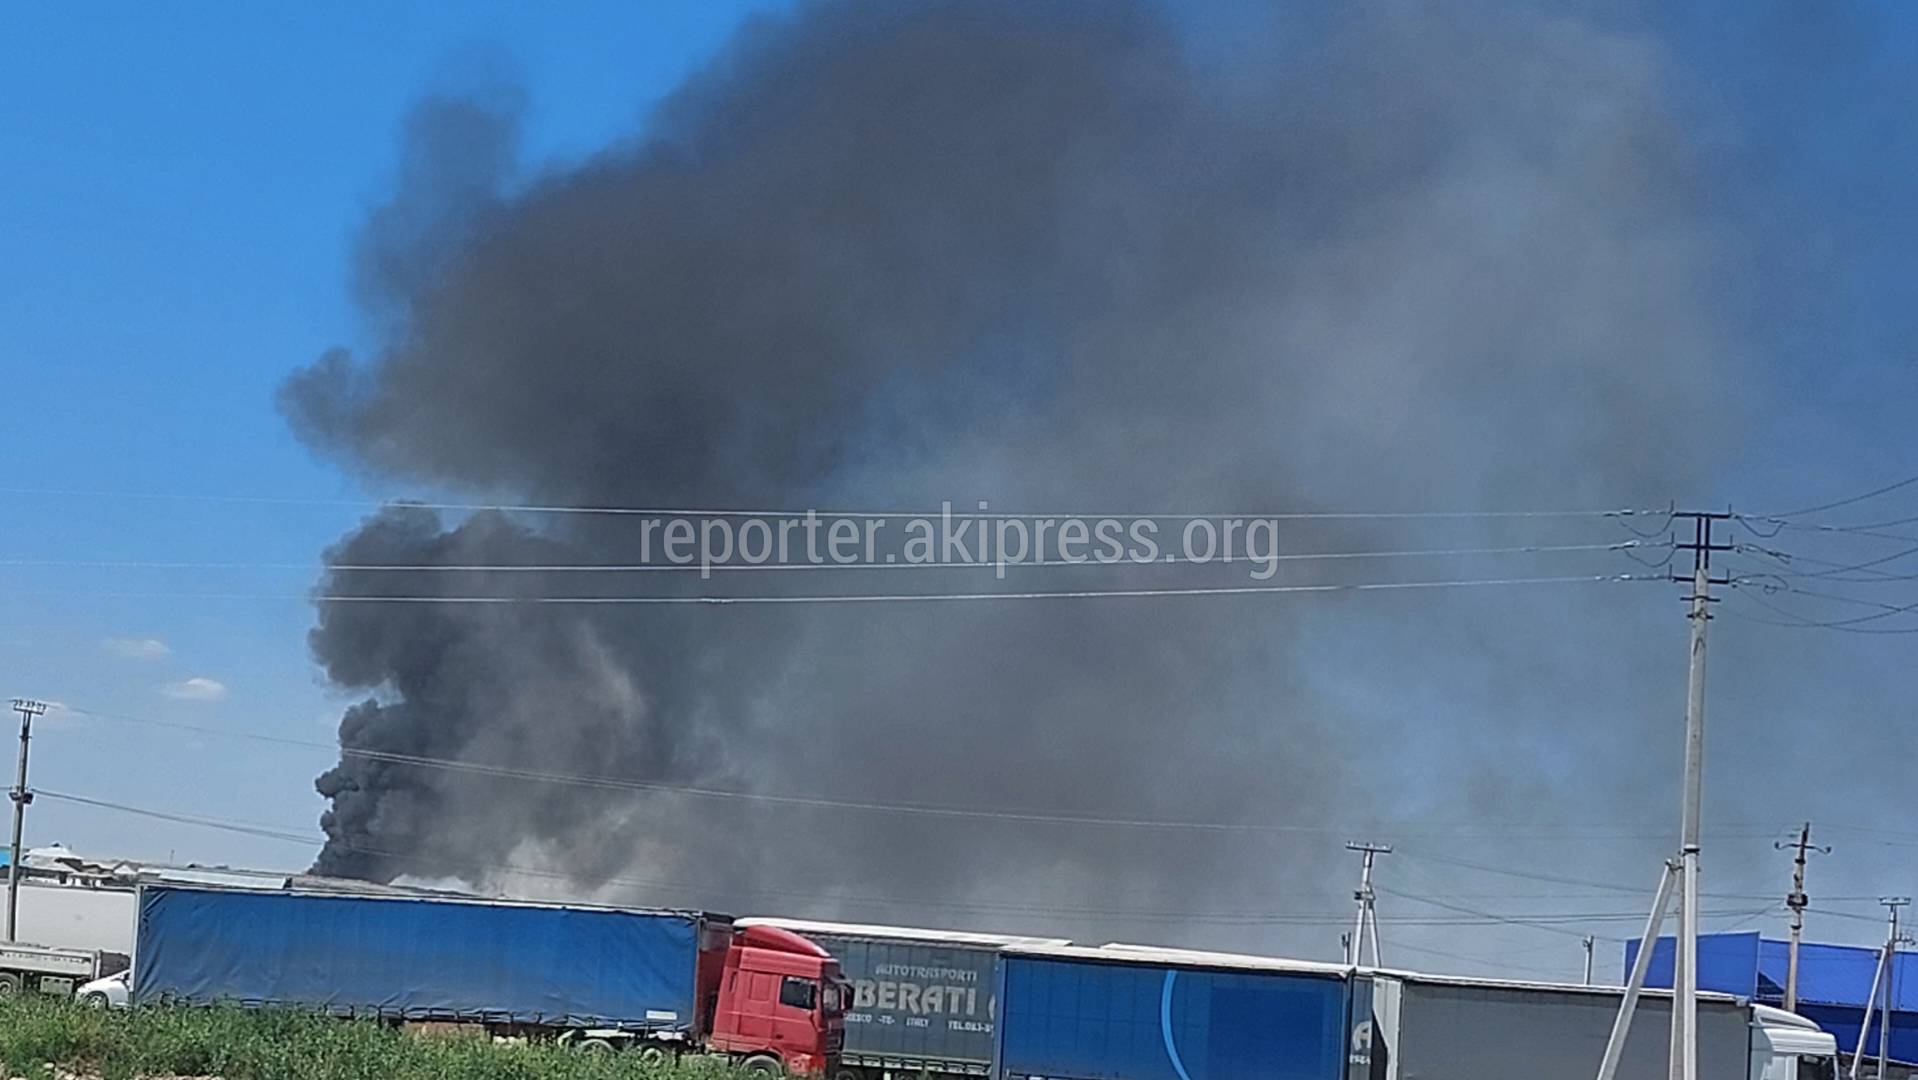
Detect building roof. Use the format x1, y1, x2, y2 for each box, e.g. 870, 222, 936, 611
1628, 931, 1918, 1064
1628, 931, 1898, 1010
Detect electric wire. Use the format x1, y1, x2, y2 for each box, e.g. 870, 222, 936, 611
0, 485, 1667, 523
34, 790, 1751, 931
56, 704, 1751, 840
1383, 939, 1575, 978
1395, 849, 1791, 901
1734, 517, 1918, 545
1729, 577, 1918, 631
1, 570, 1657, 606
1755, 471, 1918, 520
1613, 506, 1678, 540
1378, 884, 1629, 943
0, 540, 1647, 575
1733, 541, 1918, 584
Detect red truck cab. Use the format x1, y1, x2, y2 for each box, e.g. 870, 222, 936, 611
704, 922, 848, 1074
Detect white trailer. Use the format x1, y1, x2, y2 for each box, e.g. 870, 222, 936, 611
0, 941, 128, 997
1363, 970, 1837, 1080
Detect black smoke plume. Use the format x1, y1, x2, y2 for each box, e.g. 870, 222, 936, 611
284, 1, 1736, 949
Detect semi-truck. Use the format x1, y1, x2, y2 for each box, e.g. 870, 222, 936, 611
0, 941, 129, 997
131, 884, 848, 1074
739, 918, 1069, 1080
993, 943, 1837, 1080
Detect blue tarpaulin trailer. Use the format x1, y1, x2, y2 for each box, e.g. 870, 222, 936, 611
993, 944, 1355, 1080
992, 946, 1826, 1080
132, 883, 719, 1031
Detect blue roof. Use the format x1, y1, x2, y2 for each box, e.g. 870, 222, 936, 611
1764, 939, 1894, 1010
1626, 932, 1918, 1062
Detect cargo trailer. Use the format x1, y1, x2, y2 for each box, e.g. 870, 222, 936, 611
1363, 970, 1837, 1079
994, 944, 1358, 1080
1365, 970, 1759, 1080
992, 944, 1838, 1080
740, 918, 1068, 1080
131, 884, 848, 1073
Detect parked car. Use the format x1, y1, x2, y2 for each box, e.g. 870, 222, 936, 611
76, 970, 129, 1009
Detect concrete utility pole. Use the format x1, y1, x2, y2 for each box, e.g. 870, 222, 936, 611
6, 698, 46, 943
1584, 935, 1596, 986
1776, 823, 1829, 1013
1345, 842, 1390, 968
1851, 937, 1889, 1080
1598, 859, 1680, 1080
1594, 512, 1728, 1080
1882, 899, 1906, 1080
1853, 898, 1909, 1080
1670, 513, 1728, 1080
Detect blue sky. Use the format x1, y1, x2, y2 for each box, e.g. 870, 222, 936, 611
5, 2, 1918, 981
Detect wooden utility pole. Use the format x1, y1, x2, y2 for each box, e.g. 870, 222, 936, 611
6, 698, 46, 942
1777, 823, 1828, 1013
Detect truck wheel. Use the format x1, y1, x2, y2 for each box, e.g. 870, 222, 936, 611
637, 1045, 671, 1066
0, 973, 19, 996
577, 1038, 618, 1054
742, 1054, 784, 1075
835, 1069, 863, 1080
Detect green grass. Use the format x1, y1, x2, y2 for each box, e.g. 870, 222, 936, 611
0, 997, 761, 1080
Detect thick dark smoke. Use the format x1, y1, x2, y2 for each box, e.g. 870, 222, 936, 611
284, 1, 1736, 950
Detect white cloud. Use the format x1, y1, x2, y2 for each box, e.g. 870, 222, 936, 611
103, 637, 171, 661
160, 677, 228, 702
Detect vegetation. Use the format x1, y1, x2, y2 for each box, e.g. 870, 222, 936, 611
0, 997, 757, 1080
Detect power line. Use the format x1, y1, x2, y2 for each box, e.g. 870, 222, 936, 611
1733, 541, 1918, 584
0, 540, 1646, 575
1379, 885, 1625, 943
1769, 584, 1918, 619
1383, 938, 1574, 978
60, 703, 1746, 840
37, 790, 322, 846
35, 789, 1748, 931
1735, 516, 1918, 545
1718, 587, 1915, 634
1726, 577, 1918, 632
1382, 887, 1774, 946
1807, 511, 1918, 533
1756, 472, 1918, 520
1807, 907, 1892, 925
0, 486, 1665, 523
1395, 849, 1801, 901
3, 570, 1655, 606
